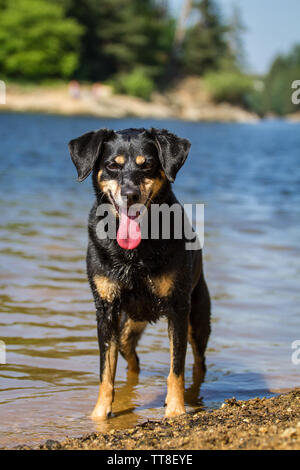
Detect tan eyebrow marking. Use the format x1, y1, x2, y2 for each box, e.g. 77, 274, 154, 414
136, 155, 145, 165
115, 155, 125, 165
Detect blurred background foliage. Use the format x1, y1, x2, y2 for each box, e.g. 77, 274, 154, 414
0, 0, 299, 115
182, 0, 232, 76
261, 45, 300, 116
0, 0, 83, 79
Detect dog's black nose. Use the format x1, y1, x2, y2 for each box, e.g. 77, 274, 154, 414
121, 186, 140, 205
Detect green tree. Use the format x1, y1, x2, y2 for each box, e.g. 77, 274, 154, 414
182, 0, 230, 75
204, 70, 254, 106
63, 0, 174, 81
262, 46, 300, 115
227, 3, 247, 70
0, 0, 83, 80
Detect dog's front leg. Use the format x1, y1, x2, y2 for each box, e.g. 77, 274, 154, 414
165, 307, 189, 418
90, 274, 121, 420
91, 311, 119, 420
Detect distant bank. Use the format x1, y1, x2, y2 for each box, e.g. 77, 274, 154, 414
1, 79, 259, 123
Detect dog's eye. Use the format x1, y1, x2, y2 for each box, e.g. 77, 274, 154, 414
142, 161, 153, 170
106, 162, 121, 171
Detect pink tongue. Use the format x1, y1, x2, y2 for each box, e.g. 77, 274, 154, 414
117, 208, 141, 250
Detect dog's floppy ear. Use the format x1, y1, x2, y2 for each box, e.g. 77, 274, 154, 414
68, 129, 114, 182
149, 128, 191, 182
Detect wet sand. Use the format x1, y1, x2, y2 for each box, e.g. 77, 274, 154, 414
13, 389, 300, 450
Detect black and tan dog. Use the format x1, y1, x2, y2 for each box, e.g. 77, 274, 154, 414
68, 127, 211, 419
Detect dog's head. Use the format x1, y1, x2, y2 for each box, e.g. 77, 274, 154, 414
68, 127, 191, 249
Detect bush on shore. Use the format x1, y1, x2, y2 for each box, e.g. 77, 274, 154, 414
109, 68, 155, 101
204, 70, 254, 107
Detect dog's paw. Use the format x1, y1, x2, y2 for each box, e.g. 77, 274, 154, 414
90, 404, 112, 421
165, 402, 186, 418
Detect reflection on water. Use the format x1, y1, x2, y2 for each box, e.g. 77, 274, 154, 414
0, 114, 300, 448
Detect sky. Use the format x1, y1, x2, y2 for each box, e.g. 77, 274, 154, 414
170, 0, 300, 74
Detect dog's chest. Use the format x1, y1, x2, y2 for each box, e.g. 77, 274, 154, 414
120, 287, 169, 323
118, 264, 174, 322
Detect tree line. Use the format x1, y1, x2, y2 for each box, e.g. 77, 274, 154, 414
0, 0, 299, 115
0, 1, 240, 83
255, 45, 300, 116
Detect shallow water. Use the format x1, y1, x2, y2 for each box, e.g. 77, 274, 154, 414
0, 113, 300, 448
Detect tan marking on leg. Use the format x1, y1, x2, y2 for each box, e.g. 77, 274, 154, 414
94, 275, 120, 303
188, 324, 205, 385
91, 342, 118, 420
136, 155, 145, 165
115, 155, 125, 165
165, 329, 186, 418
188, 323, 202, 362
149, 272, 175, 297
120, 319, 147, 373
165, 373, 185, 418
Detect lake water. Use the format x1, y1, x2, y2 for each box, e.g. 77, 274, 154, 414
0, 113, 300, 448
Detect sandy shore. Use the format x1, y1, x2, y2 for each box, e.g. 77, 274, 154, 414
1, 79, 259, 123
287, 112, 300, 122
11, 389, 300, 450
